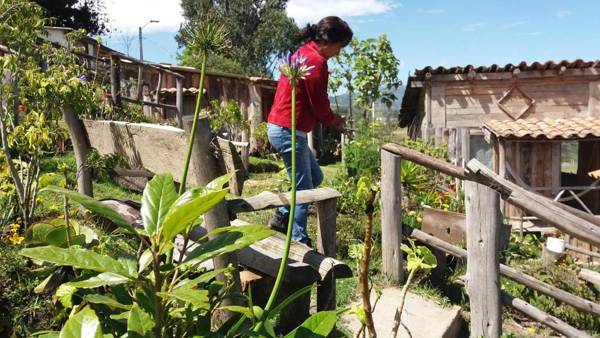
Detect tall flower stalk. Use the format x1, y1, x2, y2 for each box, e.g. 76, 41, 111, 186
179, 13, 229, 194
253, 52, 314, 332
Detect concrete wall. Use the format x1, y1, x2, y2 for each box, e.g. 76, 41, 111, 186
83, 120, 204, 186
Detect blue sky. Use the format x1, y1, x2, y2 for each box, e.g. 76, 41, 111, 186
101, 0, 600, 81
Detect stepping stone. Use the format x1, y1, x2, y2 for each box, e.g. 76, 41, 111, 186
340, 287, 463, 338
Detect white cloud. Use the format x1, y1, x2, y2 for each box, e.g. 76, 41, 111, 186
461, 22, 487, 32
287, 0, 395, 25
104, 0, 183, 34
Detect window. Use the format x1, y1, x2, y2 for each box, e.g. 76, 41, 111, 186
561, 141, 578, 174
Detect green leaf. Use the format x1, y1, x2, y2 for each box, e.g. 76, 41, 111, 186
206, 172, 234, 190
267, 285, 312, 320
127, 304, 154, 336
56, 284, 77, 308
20, 246, 137, 278
67, 272, 130, 288
157, 288, 210, 310
181, 225, 274, 267
174, 267, 233, 289
351, 306, 367, 325
59, 306, 103, 338
284, 311, 337, 338
138, 250, 153, 274
220, 305, 254, 319
84, 294, 132, 310
140, 174, 178, 236
41, 186, 136, 234
161, 186, 228, 244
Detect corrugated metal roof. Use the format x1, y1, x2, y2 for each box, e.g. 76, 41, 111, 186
415, 59, 600, 76
483, 117, 600, 139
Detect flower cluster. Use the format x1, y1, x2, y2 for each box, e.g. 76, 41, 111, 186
277, 51, 314, 82
7, 223, 24, 245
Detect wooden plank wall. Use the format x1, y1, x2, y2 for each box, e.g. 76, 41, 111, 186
428, 81, 590, 130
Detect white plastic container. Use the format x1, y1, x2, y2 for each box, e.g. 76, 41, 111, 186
546, 237, 565, 254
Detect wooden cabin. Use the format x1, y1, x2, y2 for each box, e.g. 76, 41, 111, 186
400, 60, 600, 260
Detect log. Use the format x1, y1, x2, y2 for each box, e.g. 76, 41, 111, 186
316, 197, 337, 311
500, 291, 592, 338
227, 188, 341, 215
578, 268, 600, 286
456, 278, 592, 338
409, 228, 600, 316
113, 167, 154, 178
381, 143, 469, 180
465, 181, 502, 338
468, 160, 600, 247
381, 149, 404, 283
175, 77, 183, 128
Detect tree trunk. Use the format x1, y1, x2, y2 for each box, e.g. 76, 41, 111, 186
63, 106, 93, 196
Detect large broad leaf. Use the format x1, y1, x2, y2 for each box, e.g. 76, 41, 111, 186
140, 174, 178, 237
127, 304, 154, 336
20, 246, 137, 278
59, 306, 103, 338
157, 288, 210, 310
68, 272, 131, 289
284, 311, 337, 338
206, 172, 234, 190
41, 186, 136, 235
56, 284, 77, 308
161, 186, 229, 244
180, 225, 274, 267
84, 294, 132, 310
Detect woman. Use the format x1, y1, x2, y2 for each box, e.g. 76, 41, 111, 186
267, 16, 353, 246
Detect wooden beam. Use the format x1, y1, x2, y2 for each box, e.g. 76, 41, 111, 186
409, 228, 600, 316
381, 150, 404, 284
316, 197, 338, 311
227, 188, 341, 215
110, 54, 122, 108
175, 77, 184, 128
120, 96, 176, 110
467, 160, 600, 247
500, 291, 592, 338
578, 268, 600, 286
381, 143, 469, 180
465, 181, 502, 337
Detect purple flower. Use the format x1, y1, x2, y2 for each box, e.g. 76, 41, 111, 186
277, 51, 314, 82
77, 75, 88, 83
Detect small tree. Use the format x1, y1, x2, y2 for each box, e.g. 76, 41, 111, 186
330, 46, 356, 129
352, 34, 401, 123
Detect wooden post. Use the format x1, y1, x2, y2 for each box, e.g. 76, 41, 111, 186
248, 82, 262, 153
381, 149, 404, 283
175, 77, 184, 128
460, 128, 470, 167
110, 54, 122, 108
316, 197, 338, 311
434, 127, 443, 146
137, 64, 143, 100
183, 116, 241, 322
465, 181, 502, 338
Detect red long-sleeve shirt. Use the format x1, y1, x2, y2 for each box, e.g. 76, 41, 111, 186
268, 41, 337, 133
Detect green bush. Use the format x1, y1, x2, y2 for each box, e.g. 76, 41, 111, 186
0, 243, 60, 336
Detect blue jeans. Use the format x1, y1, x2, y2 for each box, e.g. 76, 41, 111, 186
267, 123, 323, 244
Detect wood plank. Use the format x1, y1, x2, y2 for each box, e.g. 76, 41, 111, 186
431, 84, 446, 127
460, 128, 470, 165
422, 207, 466, 244
316, 198, 338, 311
445, 92, 587, 109
409, 228, 600, 316
175, 77, 183, 128
445, 82, 589, 96
588, 81, 600, 116
465, 181, 502, 338
228, 188, 341, 215
381, 150, 404, 283
231, 219, 351, 283
217, 137, 246, 196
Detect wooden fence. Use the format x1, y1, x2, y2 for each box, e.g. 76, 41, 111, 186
380, 143, 599, 338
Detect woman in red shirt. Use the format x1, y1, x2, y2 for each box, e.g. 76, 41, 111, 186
267, 16, 352, 246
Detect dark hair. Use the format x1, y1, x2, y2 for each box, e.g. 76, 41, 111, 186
296, 16, 353, 47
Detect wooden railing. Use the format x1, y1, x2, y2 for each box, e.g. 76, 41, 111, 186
380, 143, 598, 338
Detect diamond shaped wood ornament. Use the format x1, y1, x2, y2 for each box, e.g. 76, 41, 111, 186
497, 86, 535, 120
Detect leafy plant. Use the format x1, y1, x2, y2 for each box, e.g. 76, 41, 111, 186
208, 99, 248, 142
391, 239, 437, 338
20, 173, 275, 337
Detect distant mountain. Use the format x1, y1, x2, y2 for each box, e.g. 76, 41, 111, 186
329, 85, 406, 121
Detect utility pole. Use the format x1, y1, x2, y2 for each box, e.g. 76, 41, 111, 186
138, 20, 159, 61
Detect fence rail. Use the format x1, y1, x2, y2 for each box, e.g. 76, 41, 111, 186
380, 142, 599, 338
